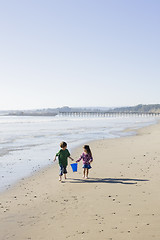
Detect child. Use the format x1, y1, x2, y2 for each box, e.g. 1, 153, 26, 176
76, 145, 93, 179
54, 141, 74, 181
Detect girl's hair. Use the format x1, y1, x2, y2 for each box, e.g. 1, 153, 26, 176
60, 141, 67, 148
83, 145, 92, 157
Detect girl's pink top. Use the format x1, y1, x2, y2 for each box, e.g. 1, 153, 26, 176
77, 152, 93, 165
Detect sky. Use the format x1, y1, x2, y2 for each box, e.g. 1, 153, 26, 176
0, 0, 160, 110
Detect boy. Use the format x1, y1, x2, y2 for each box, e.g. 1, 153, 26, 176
54, 141, 74, 181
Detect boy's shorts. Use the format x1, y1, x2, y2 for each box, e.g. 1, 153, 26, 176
83, 164, 91, 169
59, 166, 67, 176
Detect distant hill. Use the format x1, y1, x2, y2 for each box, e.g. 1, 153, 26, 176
111, 104, 160, 113
0, 107, 111, 116
1, 104, 160, 116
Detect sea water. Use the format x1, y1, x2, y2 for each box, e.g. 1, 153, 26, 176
0, 115, 158, 192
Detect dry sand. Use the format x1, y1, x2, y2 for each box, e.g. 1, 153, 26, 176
1, 122, 160, 240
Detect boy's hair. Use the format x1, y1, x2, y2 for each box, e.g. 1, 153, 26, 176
60, 141, 67, 148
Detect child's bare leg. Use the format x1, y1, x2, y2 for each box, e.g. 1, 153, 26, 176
59, 175, 62, 181
64, 173, 67, 179
83, 168, 86, 178
86, 169, 89, 179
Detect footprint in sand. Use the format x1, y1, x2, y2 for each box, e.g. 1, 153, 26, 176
112, 227, 117, 230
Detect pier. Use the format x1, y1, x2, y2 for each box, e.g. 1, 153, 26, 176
58, 111, 160, 117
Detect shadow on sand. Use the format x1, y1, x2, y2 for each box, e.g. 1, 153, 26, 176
67, 177, 149, 185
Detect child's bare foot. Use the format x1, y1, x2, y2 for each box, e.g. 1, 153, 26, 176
85, 176, 88, 179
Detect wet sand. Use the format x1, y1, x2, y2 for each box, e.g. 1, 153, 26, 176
1, 122, 160, 240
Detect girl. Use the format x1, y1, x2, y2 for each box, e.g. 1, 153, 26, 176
76, 145, 93, 179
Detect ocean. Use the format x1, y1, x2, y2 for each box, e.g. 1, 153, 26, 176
0, 115, 158, 192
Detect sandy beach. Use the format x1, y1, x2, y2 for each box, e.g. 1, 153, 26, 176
1, 122, 160, 240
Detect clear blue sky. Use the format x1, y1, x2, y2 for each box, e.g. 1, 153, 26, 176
0, 0, 160, 110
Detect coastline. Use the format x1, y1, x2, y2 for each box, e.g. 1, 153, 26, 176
0, 119, 157, 194
1, 121, 160, 239
0, 116, 157, 193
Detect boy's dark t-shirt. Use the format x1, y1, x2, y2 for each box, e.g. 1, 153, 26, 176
56, 149, 70, 167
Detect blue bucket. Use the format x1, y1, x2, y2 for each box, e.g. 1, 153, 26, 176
71, 163, 78, 172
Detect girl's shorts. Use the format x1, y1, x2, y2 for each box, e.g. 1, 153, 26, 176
59, 166, 67, 176
83, 164, 91, 169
